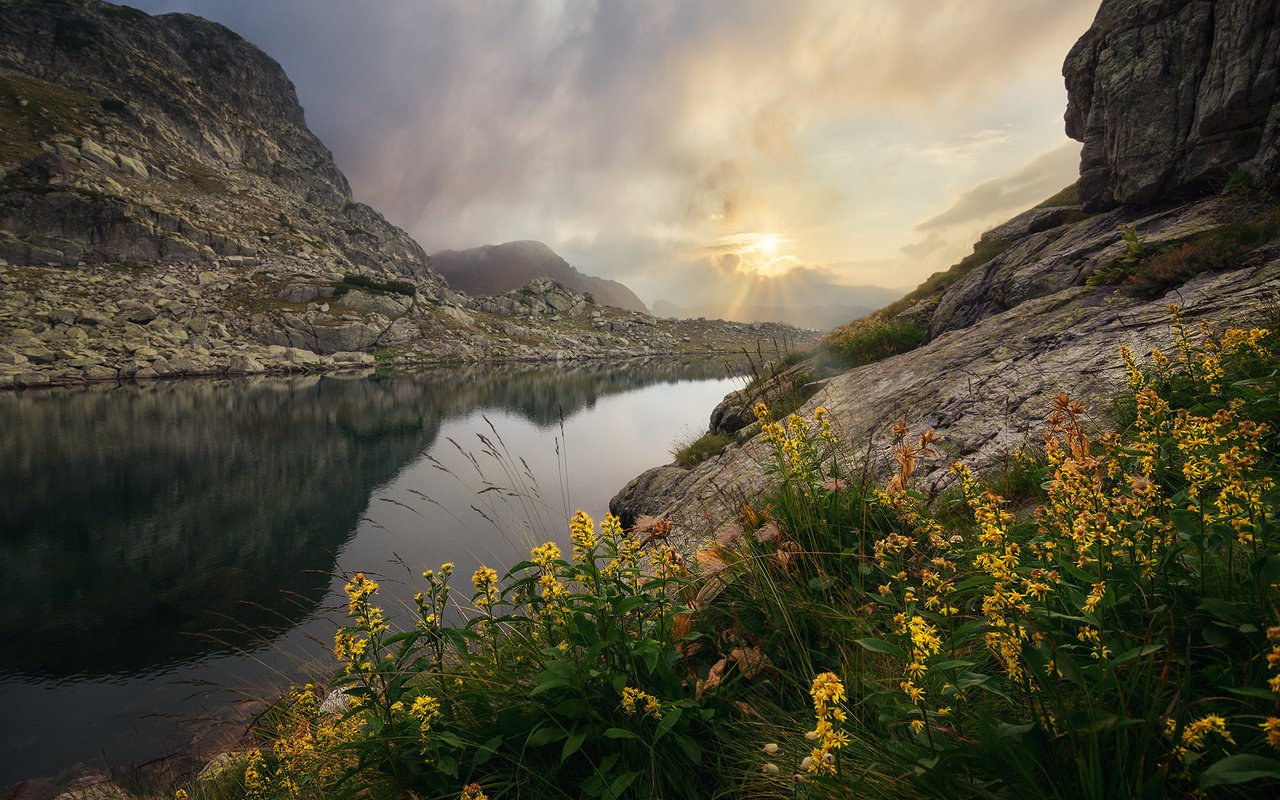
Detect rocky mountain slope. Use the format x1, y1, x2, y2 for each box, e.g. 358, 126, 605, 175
0, 0, 811, 389
431, 240, 650, 314
612, 0, 1280, 549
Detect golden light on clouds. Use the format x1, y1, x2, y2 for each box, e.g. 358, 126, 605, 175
703, 231, 800, 278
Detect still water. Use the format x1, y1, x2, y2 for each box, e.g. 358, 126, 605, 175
0, 358, 746, 787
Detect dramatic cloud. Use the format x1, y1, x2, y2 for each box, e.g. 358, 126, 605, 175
127, 0, 1101, 310
915, 142, 1083, 233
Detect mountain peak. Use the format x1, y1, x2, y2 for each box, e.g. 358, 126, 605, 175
431, 240, 649, 314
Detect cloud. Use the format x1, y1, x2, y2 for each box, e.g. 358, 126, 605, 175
914, 141, 1082, 232
126, 0, 1101, 303
900, 232, 947, 261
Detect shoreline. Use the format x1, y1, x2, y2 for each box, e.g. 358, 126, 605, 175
0, 345, 776, 392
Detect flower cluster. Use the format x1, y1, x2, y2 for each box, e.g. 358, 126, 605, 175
803, 672, 848, 775
620, 686, 662, 719
472, 565, 500, 614
569, 509, 599, 562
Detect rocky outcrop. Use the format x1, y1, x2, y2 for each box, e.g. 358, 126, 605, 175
431, 240, 651, 314
926, 195, 1236, 338
1064, 0, 1280, 209
614, 253, 1280, 551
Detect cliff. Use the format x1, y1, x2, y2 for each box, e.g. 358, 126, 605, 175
431, 240, 650, 314
1064, 0, 1280, 209
0, 0, 813, 388
612, 0, 1280, 546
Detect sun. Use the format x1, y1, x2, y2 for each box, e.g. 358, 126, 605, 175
755, 233, 780, 255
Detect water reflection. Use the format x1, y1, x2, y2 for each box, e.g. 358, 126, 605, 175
0, 357, 743, 786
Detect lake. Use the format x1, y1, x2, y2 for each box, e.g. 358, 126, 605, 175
0, 358, 746, 788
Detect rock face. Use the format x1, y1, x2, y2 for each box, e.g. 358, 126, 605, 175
431, 240, 651, 314
0, 0, 434, 277
1064, 0, 1280, 209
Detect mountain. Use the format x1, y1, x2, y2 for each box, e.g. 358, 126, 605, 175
431, 240, 650, 314
0, 0, 811, 388
654, 276, 901, 329
0, 0, 432, 277
612, 0, 1280, 533
651, 300, 878, 330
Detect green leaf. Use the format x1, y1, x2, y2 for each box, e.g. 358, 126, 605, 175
607, 771, 640, 799
654, 707, 682, 742
1199, 754, 1280, 789
561, 730, 587, 763
531, 660, 578, 695
1224, 686, 1280, 701
1198, 598, 1245, 625
674, 732, 702, 764
436, 754, 459, 777
1112, 643, 1164, 665
604, 727, 640, 740
526, 726, 567, 747
856, 637, 908, 661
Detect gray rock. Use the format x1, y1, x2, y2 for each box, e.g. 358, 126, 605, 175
228, 354, 265, 373
613, 257, 1280, 553
125, 305, 157, 324
1064, 0, 1280, 209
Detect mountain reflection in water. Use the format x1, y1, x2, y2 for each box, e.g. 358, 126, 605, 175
0, 356, 746, 786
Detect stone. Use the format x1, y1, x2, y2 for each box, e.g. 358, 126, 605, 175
228, 354, 265, 373
1064, 0, 1280, 209
81, 365, 116, 380
125, 305, 157, 324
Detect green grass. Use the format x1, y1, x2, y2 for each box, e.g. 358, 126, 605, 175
672, 432, 733, 468
820, 318, 924, 370
333, 273, 417, 298
1035, 183, 1080, 208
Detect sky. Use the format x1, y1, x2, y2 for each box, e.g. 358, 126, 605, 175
126, 0, 1102, 309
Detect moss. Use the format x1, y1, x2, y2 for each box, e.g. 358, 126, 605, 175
333, 273, 417, 298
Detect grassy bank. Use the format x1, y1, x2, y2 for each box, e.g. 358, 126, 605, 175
179, 306, 1279, 799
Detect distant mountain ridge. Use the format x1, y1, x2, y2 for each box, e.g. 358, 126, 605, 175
652, 300, 877, 330
431, 240, 649, 314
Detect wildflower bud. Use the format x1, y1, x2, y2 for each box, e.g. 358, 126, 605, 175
804, 730, 819, 741
762, 763, 779, 776
823, 752, 835, 764
792, 774, 806, 784
800, 756, 813, 770
761, 742, 779, 754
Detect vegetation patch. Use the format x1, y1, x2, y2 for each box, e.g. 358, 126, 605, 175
333, 273, 417, 298
1035, 183, 1081, 208
820, 317, 924, 370
672, 432, 733, 468
1088, 205, 1280, 298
